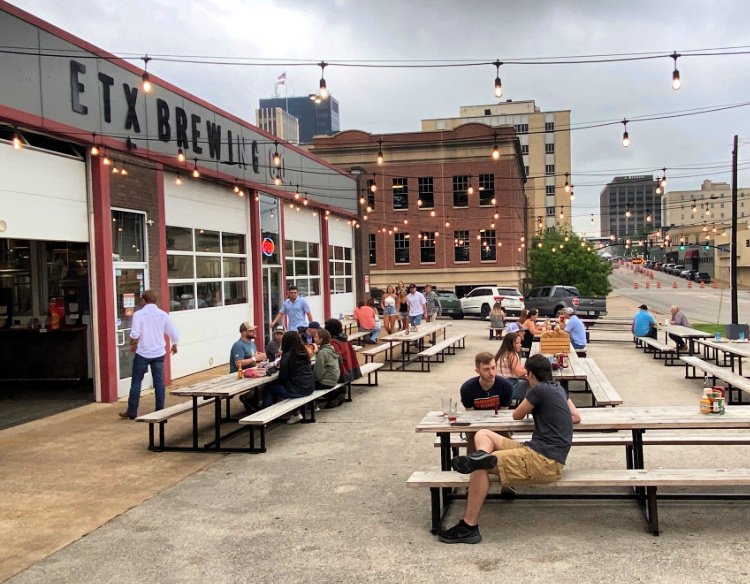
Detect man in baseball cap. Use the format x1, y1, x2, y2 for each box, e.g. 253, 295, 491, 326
266, 325, 285, 359
633, 304, 657, 340
562, 307, 587, 350
230, 322, 266, 373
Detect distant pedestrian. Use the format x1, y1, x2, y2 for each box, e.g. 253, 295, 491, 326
119, 290, 179, 420
381, 285, 399, 335
423, 284, 441, 323
406, 283, 427, 327
271, 285, 313, 332
632, 304, 657, 340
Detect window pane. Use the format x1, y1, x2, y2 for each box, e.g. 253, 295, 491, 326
328, 245, 335, 259
308, 242, 319, 258
195, 229, 220, 253
309, 260, 320, 276
295, 260, 308, 276
344, 262, 352, 275
294, 241, 307, 256
344, 247, 352, 261
222, 232, 245, 254
0, 239, 32, 317
166, 226, 193, 251
196, 281, 222, 307
169, 283, 195, 311
310, 278, 321, 295
285, 240, 295, 257
167, 254, 194, 279
224, 281, 247, 305
196, 256, 221, 278
286, 259, 294, 275
345, 278, 352, 293
112, 211, 145, 261
222, 257, 246, 278
296, 279, 310, 295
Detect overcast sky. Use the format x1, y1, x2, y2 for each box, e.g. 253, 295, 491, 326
8, 0, 750, 234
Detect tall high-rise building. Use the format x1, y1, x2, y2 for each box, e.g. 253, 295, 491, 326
599, 175, 662, 238
421, 100, 571, 237
258, 96, 340, 144
255, 107, 300, 145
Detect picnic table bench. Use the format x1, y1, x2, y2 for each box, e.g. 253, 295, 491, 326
636, 337, 680, 366
361, 342, 392, 365
136, 397, 216, 451
407, 468, 750, 535
576, 358, 623, 407
416, 334, 467, 372
347, 330, 370, 346
680, 355, 750, 405
353, 362, 384, 386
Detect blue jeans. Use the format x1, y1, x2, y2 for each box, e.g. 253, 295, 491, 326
572, 342, 586, 350
127, 354, 165, 416
409, 314, 423, 326
263, 382, 311, 408
508, 378, 529, 402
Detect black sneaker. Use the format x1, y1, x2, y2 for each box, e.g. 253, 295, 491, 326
450, 450, 497, 474
239, 393, 258, 414
438, 520, 481, 544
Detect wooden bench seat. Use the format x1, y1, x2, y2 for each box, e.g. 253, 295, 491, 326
488, 327, 504, 340
407, 468, 750, 535
416, 334, 467, 372
238, 382, 348, 453
136, 397, 216, 451
361, 342, 392, 363
576, 359, 623, 407
638, 337, 680, 366
347, 331, 370, 345
353, 362, 384, 387
681, 355, 750, 404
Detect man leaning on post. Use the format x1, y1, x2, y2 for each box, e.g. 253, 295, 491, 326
438, 354, 581, 544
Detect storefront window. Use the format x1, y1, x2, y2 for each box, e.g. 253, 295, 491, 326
0, 239, 32, 319
260, 194, 280, 265
285, 239, 321, 296
111, 210, 145, 262
329, 244, 353, 294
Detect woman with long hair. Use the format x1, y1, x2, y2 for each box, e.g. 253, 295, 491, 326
521, 308, 543, 350
381, 285, 398, 335
262, 331, 315, 423
397, 286, 410, 334
494, 332, 529, 403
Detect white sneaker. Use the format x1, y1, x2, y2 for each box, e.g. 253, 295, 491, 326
286, 413, 303, 425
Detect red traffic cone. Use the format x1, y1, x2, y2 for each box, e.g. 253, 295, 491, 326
672, 281, 678, 288
634, 282, 639, 289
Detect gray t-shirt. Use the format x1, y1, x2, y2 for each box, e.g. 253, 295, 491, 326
524, 380, 574, 464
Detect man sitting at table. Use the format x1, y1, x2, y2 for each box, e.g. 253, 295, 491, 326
229, 322, 267, 373
632, 304, 657, 340
563, 307, 587, 351
668, 305, 690, 351
438, 354, 581, 544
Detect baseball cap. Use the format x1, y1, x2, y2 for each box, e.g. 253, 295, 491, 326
239, 321, 255, 332
274, 325, 285, 333
564, 307, 575, 315
639, 304, 648, 310
308, 321, 322, 329
506, 322, 520, 334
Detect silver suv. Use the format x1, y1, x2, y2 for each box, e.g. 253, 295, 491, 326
459, 286, 525, 319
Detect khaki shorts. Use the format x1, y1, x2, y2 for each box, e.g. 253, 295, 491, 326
492, 436, 564, 486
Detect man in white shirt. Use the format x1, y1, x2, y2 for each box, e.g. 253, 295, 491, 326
406, 283, 427, 327
119, 289, 179, 420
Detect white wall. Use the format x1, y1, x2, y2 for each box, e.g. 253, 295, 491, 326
283, 207, 324, 320
0, 143, 87, 241
164, 173, 252, 378
328, 219, 356, 317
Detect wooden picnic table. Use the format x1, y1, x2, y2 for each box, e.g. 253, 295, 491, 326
416, 405, 750, 472
380, 322, 449, 371
170, 372, 279, 451
528, 341, 588, 384
664, 325, 713, 355
695, 338, 750, 376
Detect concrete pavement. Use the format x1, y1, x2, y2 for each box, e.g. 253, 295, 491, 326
3, 294, 750, 583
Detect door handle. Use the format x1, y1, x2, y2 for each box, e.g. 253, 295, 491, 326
116, 330, 125, 346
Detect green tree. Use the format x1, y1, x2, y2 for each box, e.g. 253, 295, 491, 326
527, 231, 612, 297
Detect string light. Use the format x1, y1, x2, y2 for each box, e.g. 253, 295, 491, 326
377, 138, 383, 165
564, 173, 570, 193
90, 132, 99, 156
272, 141, 281, 166
691, 200, 698, 213
141, 55, 153, 93
491, 131, 500, 160
621, 119, 630, 147
274, 175, 282, 186
370, 174, 377, 192
559, 206, 564, 219
175, 174, 182, 185
590, 214, 595, 224
646, 210, 652, 223
660, 168, 667, 188
318, 61, 329, 99
671, 51, 681, 90
493, 60, 503, 98
569, 186, 575, 201
705, 204, 711, 216
102, 153, 111, 166
192, 159, 200, 178
177, 147, 185, 163
12, 128, 22, 150
111, 161, 120, 174
625, 208, 632, 218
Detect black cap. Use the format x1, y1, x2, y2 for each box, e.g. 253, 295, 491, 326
639, 304, 648, 310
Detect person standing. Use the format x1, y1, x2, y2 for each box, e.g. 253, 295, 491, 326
119, 290, 179, 420
668, 305, 690, 351
632, 304, 657, 339
380, 285, 399, 335
398, 287, 409, 333
423, 284, 441, 323
271, 285, 313, 332
229, 322, 267, 373
406, 283, 427, 327
438, 354, 581, 544
563, 307, 587, 350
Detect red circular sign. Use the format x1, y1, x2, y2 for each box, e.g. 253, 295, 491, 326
262, 237, 275, 257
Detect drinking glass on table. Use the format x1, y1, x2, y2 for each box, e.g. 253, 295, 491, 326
441, 397, 453, 417
448, 401, 458, 424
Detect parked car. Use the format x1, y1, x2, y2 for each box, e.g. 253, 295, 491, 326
662, 263, 675, 273
686, 270, 699, 281
653, 262, 663, 271
669, 264, 685, 275
694, 272, 711, 283
459, 286, 524, 319
435, 290, 464, 319
523, 285, 607, 319
679, 269, 692, 278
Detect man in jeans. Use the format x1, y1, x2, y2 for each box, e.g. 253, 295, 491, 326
423, 284, 441, 323
271, 285, 313, 332
438, 354, 581, 544
119, 290, 179, 420
406, 283, 427, 327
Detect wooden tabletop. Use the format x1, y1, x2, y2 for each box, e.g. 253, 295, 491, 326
380, 321, 448, 343
667, 325, 713, 339
528, 342, 587, 381
171, 371, 279, 398
696, 338, 750, 357
415, 405, 750, 433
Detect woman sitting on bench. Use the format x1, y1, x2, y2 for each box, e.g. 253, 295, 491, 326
494, 332, 529, 403
262, 331, 316, 424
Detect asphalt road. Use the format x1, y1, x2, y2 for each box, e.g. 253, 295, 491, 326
609, 263, 750, 324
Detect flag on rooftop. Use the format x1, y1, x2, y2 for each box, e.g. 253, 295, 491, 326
276, 72, 286, 85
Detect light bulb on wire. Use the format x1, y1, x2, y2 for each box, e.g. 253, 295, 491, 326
141, 55, 153, 93
318, 61, 328, 100
621, 119, 630, 147
492, 60, 503, 98
671, 51, 681, 90
377, 138, 383, 165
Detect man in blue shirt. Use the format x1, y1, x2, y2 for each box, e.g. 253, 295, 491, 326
632, 304, 657, 339
563, 307, 587, 350
271, 285, 313, 332
229, 322, 266, 373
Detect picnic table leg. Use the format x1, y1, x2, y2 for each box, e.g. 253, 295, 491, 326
439, 433, 451, 471
430, 487, 443, 534
191, 396, 199, 450
212, 397, 223, 449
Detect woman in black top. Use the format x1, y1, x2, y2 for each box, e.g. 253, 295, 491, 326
262, 331, 315, 408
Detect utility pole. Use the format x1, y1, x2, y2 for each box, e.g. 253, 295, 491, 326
731, 135, 739, 324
